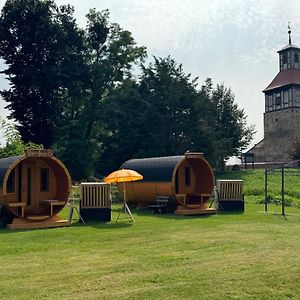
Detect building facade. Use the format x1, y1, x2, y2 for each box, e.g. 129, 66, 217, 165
247, 29, 300, 163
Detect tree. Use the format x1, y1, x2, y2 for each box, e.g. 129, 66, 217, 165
0, 0, 86, 147
96, 56, 202, 173
82, 9, 146, 140
186, 78, 218, 161
54, 9, 146, 179
210, 83, 255, 169
98, 57, 254, 173
137, 56, 200, 156
0, 118, 42, 158
97, 79, 149, 174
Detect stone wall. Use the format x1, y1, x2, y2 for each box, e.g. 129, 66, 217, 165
263, 107, 300, 162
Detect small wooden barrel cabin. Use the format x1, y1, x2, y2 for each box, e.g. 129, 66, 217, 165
120, 152, 216, 215
0, 150, 71, 228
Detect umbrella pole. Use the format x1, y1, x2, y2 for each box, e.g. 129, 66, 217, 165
123, 181, 126, 213
116, 181, 135, 223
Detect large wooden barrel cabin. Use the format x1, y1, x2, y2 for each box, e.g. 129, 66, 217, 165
0, 150, 71, 229
120, 152, 216, 215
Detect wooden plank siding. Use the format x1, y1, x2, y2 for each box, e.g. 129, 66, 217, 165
80, 183, 111, 209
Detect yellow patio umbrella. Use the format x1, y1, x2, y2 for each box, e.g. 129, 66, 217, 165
104, 169, 143, 222
104, 169, 143, 183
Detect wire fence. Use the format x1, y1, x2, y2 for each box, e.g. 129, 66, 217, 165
263, 160, 300, 215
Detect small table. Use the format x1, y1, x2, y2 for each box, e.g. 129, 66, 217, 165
8, 202, 25, 217
40, 200, 66, 216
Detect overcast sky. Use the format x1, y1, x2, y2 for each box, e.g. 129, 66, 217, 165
1, 0, 300, 147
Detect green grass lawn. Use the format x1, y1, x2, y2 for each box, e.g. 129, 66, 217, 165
217, 168, 300, 208
1, 169, 300, 299
0, 203, 300, 300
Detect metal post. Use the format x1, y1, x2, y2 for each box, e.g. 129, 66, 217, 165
264, 168, 268, 212
281, 165, 285, 216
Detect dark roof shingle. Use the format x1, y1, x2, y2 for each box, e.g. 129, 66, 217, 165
263, 69, 300, 92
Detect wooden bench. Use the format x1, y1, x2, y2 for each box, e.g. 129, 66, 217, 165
148, 196, 169, 214
216, 180, 244, 211
40, 200, 66, 216
8, 202, 25, 217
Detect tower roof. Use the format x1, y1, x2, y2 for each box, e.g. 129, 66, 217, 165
277, 23, 300, 53
263, 69, 300, 92
277, 43, 300, 53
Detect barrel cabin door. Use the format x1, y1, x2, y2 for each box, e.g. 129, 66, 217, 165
20, 160, 38, 216
174, 163, 196, 205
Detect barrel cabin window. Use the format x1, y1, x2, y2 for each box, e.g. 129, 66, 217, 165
40, 168, 49, 192
185, 166, 191, 186
175, 171, 179, 194
7, 169, 15, 193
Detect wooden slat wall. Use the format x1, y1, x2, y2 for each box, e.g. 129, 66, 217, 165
80, 183, 111, 208
217, 180, 243, 201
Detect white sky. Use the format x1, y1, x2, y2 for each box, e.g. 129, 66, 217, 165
1, 0, 300, 147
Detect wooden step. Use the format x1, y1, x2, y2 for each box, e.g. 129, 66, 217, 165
185, 204, 203, 209
26, 215, 50, 221
175, 206, 216, 216
7, 216, 70, 230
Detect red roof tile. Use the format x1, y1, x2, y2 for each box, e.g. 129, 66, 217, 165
263, 69, 300, 92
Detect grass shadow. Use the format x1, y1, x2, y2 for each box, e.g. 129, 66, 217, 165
70, 219, 133, 229
133, 208, 217, 220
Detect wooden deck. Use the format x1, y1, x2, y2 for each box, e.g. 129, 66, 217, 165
7, 215, 70, 230
175, 206, 216, 216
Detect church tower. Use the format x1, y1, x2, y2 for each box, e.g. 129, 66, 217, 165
260, 25, 300, 162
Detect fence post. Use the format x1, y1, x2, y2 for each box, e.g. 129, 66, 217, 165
281, 165, 285, 216
264, 168, 268, 212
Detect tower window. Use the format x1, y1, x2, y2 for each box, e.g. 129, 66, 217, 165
268, 95, 273, 106
295, 53, 299, 63
283, 53, 287, 64
284, 91, 289, 107
275, 93, 281, 106
295, 88, 300, 106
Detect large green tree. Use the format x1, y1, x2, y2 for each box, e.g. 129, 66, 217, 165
97, 79, 148, 174
98, 57, 254, 173
138, 56, 200, 156
0, 0, 85, 148
98, 56, 211, 173
54, 9, 146, 179
209, 81, 255, 169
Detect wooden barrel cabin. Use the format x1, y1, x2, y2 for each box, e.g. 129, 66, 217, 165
120, 152, 216, 215
0, 150, 71, 229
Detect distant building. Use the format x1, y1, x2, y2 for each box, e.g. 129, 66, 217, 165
245, 26, 300, 164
